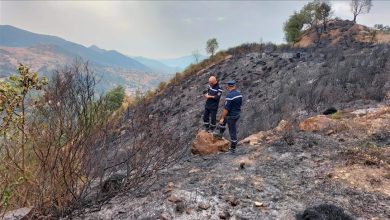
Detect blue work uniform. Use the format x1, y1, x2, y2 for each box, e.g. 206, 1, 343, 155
203, 83, 223, 131
220, 89, 242, 146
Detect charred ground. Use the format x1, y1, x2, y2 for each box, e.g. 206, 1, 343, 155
68, 21, 390, 219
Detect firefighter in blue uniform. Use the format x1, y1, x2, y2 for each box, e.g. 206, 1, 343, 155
203, 76, 223, 132
216, 80, 242, 153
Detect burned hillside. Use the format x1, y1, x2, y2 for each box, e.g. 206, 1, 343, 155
129, 43, 390, 149
64, 21, 390, 219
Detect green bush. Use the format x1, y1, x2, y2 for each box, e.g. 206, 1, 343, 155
283, 12, 308, 44
105, 85, 125, 112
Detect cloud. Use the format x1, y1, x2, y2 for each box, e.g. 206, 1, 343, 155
216, 16, 226, 22
331, 1, 351, 18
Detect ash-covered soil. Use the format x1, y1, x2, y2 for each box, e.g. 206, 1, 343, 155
71, 42, 390, 219
73, 109, 390, 220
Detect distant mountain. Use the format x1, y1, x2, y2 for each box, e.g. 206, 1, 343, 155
131, 56, 181, 75
0, 25, 171, 92
0, 25, 150, 71
158, 54, 207, 70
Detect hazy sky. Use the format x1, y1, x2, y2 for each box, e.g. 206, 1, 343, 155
1, 1, 389, 59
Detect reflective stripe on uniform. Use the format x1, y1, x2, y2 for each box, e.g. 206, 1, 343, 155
208, 85, 219, 92
225, 95, 243, 101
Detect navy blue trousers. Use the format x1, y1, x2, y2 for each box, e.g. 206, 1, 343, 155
203, 108, 217, 130
219, 115, 240, 146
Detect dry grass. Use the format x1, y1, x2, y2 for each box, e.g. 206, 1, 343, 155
182, 51, 228, 78
333, 164, 390, 196
342, 142, 390, 167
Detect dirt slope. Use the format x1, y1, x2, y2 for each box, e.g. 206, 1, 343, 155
295, 19, 390, 48
73, 106, 390, 219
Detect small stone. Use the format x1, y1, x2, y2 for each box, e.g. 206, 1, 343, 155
186, 208, 193, 214
1, 207, 32, 220
255, 186, 264, 192
254, 201, 264, 207
326, 130, 335, 135
239, 162, 245, 169
219, 210, 231, 219
189, 168, 200, 174
160, 212, 171, 220
168, 194, 182, 203
164, 188, 172, 194
198, 202, 211, 210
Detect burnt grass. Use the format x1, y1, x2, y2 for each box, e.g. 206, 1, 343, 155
132, 44, 390, 150
75, 130, 390, 219
73, 43, 390, 219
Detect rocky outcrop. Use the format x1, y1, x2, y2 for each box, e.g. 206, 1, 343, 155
1, 207, 32, 220
191, 130, 229, 155
299, 115, 339, 133
295, 19, 390, 48
240, 120, 290, 145
299, 106, 390, 136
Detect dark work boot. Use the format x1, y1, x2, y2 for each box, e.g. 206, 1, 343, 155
209, 124, 216, 133
213, 123, 225, 140
204, 123, 210, 132
230, 143, 237, 154
213, 132, 222, 140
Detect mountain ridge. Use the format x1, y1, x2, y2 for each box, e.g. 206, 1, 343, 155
0, 25, 174, 92
0, 25, 151, 71
158, 54, 207, 70
131, 56, 181, 75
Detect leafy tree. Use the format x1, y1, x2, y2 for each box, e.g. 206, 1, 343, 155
301, 1, 332, 31
350, 0, 372, 23
206, 38, 219, 56
283, 12, 308, 44
317, 2, 332, 31
283, 0, 332, 44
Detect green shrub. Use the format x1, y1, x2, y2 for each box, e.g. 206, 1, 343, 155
105, 85, 125, 112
